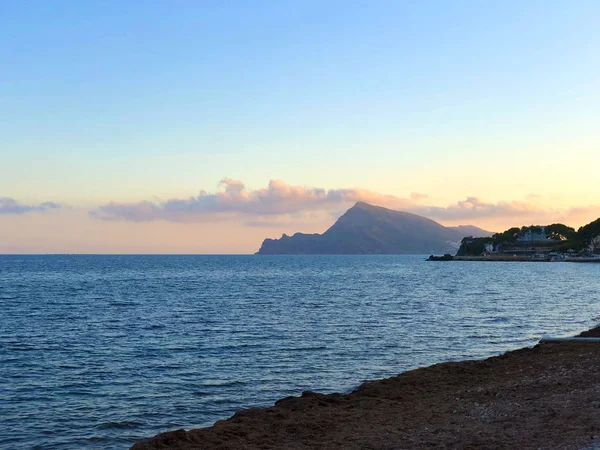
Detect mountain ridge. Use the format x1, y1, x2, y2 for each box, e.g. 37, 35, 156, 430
256, 202, 493, 254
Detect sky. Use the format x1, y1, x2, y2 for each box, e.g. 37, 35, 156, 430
1, 1, 599, 253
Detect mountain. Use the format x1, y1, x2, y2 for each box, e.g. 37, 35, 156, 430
447, 225, 496, 238
256, 202, 493, 254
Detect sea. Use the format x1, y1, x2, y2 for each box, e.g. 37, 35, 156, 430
1, 255, 599, 449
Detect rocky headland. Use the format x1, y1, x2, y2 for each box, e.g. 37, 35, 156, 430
256, 202, 492, 255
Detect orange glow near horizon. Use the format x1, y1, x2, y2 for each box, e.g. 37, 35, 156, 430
1, 197, 598, 254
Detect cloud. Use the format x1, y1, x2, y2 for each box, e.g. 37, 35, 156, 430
88, 178, 600, 228
90, 178, 413, 222
0, 197, 61, 215
410, 192, 428, 201
412, 197, 549, 221
556, 205, 600, 227
526, 193, 541, 201
244, 211, 330, 228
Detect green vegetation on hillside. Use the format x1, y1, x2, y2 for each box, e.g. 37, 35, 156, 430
579, 218, 600, 253
457, 219, 600, 256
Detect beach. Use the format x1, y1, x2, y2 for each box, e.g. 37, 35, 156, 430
131, 327, 600, 449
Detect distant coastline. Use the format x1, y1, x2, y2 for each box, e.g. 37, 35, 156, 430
428, 254, 600, 262
256, 202, 600, 260
256, 202, 493, 255
455, 221, 600, 260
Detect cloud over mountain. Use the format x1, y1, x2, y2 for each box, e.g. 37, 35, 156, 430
90, 178, 412, 222
0, 198, 61, 215
88, 178, 598, 227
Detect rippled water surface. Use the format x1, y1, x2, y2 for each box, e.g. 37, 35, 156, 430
1, 255, 599, 449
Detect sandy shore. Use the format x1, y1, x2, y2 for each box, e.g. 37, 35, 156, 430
131, 327, 600, 450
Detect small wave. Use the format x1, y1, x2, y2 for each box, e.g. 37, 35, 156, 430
466, 335, 495, 340
67, 287, 87, 292
96, 420, 144, 430
199, 380, 247, 388
214, 343, 263, 351
212, 397, 234, 405
152, 363, 185, 370
192, 391, 212, 397
279, 345, 328, 352
8, 345, 37, 352
486, 317, 510, 323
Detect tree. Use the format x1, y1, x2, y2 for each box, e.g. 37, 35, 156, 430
493, 227, 520, 244
545, 223, 576, 241
578, 218, 600, 251
457, 237, 493, 256
591, 235, 600, 254
529, 225, 542, 234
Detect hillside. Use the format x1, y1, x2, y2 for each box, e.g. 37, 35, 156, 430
256, 202, 492, 254
447, 225, 496, 238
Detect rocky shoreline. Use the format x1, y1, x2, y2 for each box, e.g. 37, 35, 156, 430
131, 327, 600, 450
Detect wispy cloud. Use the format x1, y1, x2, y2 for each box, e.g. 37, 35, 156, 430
414, 199, 600, 229
0, 197, 61, 215
410, 192, 429, 201
555, 205, 600, 227
412, 197, 549, 221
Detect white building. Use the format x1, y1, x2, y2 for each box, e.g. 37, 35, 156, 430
516, 226, 547, 242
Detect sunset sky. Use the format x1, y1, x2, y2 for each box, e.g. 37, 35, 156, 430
2, 1, 599, 253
